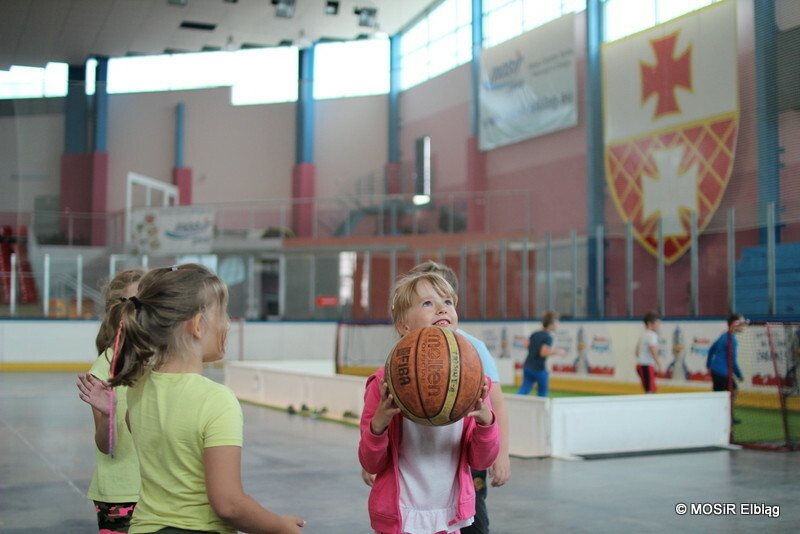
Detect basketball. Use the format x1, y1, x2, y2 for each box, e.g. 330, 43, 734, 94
385, 326, 484, 426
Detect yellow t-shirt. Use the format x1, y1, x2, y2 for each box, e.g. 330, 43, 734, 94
86, 350, 140, 503
127, 371, 243, 534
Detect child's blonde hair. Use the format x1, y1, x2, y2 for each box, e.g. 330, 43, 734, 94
407, 260, 459, 293
390, 271, 457, 327
107, 264, 228, 387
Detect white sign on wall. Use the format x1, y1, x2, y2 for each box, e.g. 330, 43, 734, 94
129, 206, 215, 254
478, 13, 578, 151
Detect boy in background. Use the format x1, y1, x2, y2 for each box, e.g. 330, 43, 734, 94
517, 310, 566, 397
636, 311, 663, 394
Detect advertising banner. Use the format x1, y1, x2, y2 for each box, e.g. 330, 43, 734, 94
479, 13, 577, 150
129, 206, 214, 254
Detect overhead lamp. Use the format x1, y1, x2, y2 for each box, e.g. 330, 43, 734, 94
325, 1, 340, 15
272, 0, 295, 19
354, 6, 377, 28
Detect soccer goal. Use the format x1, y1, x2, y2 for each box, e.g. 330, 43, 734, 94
335, 321, 396, 377
733, 321, 800, 451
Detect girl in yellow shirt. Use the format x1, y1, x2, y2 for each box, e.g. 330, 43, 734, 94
78, 264, 306, 534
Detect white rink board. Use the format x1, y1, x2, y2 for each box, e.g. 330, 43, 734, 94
226, 361, 731, 459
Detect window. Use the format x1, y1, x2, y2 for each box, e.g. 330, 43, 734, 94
314, 39, 390, 99
399, 0, 473, 90
102, 47, 298, 104
483, 0, 584, 49
230, 48, 298, 105
0, 63, 68, 99
604, 0, 722, 42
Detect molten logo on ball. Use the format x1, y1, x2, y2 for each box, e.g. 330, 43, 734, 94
385, 326, 484, 426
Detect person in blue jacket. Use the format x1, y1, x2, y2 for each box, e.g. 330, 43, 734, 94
706, 313, 746, 422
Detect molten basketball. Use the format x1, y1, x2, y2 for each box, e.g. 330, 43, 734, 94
385, 326, 484, 426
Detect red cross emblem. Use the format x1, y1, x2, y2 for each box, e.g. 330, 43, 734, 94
640, 33, 693, 119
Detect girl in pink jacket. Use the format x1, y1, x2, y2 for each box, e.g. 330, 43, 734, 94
358, 272, 500, 534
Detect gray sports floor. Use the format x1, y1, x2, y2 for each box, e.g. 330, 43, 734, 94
1, 369, 798, 533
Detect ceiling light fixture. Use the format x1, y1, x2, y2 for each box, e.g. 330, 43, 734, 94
325, 1, 340, 15
272, 0, 295, 19
353, 6, 377, 28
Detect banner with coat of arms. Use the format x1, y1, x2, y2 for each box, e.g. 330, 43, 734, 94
603, 0, 738, 264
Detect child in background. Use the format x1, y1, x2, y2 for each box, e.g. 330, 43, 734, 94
358, 271, 500, 534
635, 311, 663, 394
77, 264, 305, 534
516, 310, 566, 397
706, 313, 746, 409
77, 268, 145, 533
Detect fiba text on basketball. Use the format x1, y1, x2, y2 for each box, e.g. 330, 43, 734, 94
674, 502, 780, 518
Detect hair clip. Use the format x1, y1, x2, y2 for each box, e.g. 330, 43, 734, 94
170, 265, 179, 271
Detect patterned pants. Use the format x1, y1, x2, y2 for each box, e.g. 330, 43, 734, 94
94, 501, 136, 534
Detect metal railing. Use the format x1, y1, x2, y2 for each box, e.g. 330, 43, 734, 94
1, 197, 799, 321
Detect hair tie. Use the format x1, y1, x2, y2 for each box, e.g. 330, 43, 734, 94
128, 296, 142, 311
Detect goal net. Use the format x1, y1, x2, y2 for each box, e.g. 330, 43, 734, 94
336, 321, 397, 377
732, 321, 800, 451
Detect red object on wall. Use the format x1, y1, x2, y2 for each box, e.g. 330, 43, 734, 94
315, 295, 339, 307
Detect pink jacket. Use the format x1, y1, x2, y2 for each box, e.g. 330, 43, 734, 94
358, 368, 500, 534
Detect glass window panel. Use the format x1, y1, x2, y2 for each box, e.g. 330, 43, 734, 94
401, 19, 428, 55
85, 58, 97, 95
43, 62, 68, 97
523, 0, 561, 31
484, 0, 516, 14
169, 51, 233, 90
314, 39, 389, 99
658, 0, 714, 23
562, 0, 587, 13
455, 0, 472, 27
429, 0, 457, 41
108, 55, 172, 93
428, 32, 457, 79
401, 48, 428, 90
604, 0, 655, 42
230, 47, 298, 105
455, 25, 473, 65
484, 2, 524, 48
0, 63, 68, 99
0, 66, 43, 98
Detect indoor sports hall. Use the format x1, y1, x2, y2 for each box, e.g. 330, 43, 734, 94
1, 0, 800, 533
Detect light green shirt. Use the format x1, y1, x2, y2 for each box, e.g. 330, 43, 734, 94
86, 350, 140, 503
127, 371, 243, 534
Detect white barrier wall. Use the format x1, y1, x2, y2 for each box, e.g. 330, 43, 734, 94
226, 361, 366, 420
0, 320, 101, 363
238, 322, 339, 362
0, 320, 339, 366
546, 392, 731, 458
225, 361, 732, 458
